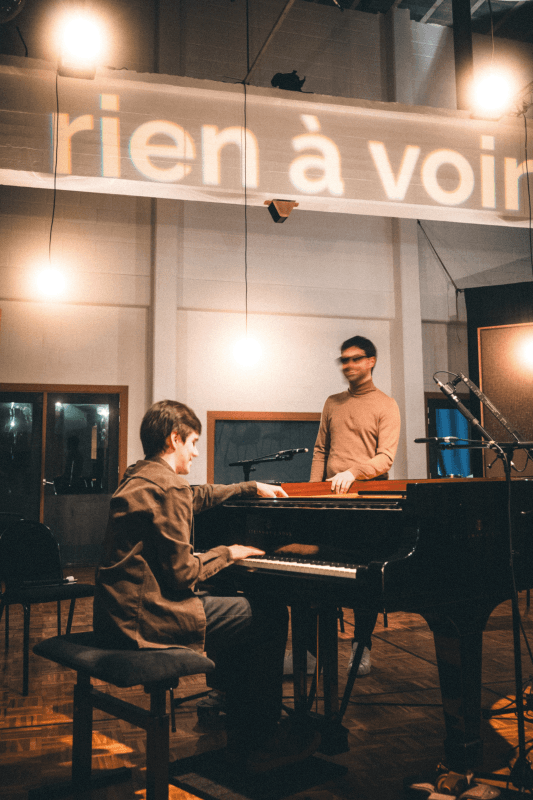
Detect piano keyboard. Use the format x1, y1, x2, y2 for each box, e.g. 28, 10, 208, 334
233, 555, 361, 579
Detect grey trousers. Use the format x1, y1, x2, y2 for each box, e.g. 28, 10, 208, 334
200, 593, 288, 747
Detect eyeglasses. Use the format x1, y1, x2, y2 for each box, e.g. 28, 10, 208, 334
338, 355, 368, 365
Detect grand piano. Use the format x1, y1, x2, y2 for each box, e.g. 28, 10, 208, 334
194, 477, 533, 770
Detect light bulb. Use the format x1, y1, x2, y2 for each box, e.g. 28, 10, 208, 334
34, 267, 66, 298
233, 336, 262, 367
519, 338, 533, 370
472, 72, 512, 117
61, 16, 103, 64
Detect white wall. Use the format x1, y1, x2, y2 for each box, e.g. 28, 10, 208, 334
181, 310, 394, 483
175, 201, 397, 481
0, 187, 150, 462
180, 202, 394, 318
1, 184, 531, 475
0, 185, 400, 476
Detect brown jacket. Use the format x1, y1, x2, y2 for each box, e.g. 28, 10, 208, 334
93, 457, 257, 652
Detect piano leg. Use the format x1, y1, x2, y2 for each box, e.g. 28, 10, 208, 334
423, 601, 496, 772
319, 605, 339, 718
290, 602, 312, 713
289, 602, 350, 756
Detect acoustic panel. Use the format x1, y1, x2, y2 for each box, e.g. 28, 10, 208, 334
478, 323, 533, 476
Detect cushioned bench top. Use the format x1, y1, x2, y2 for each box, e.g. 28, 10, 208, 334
33, 631, 215, 688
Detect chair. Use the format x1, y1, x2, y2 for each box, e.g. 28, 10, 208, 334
31, 632, 215, 800
0, 513, 24, 654
0, 512, 25, 529
0, 520, 95, 695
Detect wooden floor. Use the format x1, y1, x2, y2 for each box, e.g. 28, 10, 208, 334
2, 569, 533, 800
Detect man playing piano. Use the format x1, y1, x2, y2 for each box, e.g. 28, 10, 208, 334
93, 400, 320, 773
310, 335, 401, 675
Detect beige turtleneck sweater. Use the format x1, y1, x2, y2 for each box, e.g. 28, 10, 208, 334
310, 378, 401, 482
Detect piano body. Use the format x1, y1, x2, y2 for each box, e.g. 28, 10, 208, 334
194, 477, 533, 770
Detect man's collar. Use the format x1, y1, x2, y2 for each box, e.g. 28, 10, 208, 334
347, 378, 375, 396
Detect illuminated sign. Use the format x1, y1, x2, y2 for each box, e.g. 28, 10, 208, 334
0, 62, 531, 225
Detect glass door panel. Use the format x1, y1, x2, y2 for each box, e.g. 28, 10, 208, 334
0, 393, 43, 521
426, 395, 474, 478
43, 393, 120, 566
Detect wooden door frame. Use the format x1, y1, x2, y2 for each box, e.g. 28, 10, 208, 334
206, 410, 321, 483
0, 384, 128, 520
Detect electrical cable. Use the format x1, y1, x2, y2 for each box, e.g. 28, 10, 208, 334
417, 221, 463, 328
243, 0, 250, 339
49, 73, 60, 268
417, 223, 461, 295
487, 0, 495, 68
15, 25, 27, 57
523, 110, 533, 277
243, 82, 248, 339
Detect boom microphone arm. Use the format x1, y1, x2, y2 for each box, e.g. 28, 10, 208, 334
458, 372, 533, 461
433, 376, 504, 456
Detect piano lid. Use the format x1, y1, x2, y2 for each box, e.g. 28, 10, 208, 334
279, 477, 515, 499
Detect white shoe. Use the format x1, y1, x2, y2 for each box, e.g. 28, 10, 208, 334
348, 642, 371, 676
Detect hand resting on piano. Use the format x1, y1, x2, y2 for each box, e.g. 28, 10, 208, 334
256, 482, 288, 499
327, 469, 356, 494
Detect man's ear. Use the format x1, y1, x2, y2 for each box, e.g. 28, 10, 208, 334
165, 430, 181, 452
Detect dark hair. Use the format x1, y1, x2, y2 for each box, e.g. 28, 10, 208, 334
140, 400, 202, 459
340, 336, 377, 360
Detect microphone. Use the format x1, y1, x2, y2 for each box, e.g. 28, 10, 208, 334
278, 448, 308, 456
414, 437, 459, 444
433, 376, 502, 453
434, 377, 480, 422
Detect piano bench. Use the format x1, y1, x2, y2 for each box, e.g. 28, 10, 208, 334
30, 632, 215, 800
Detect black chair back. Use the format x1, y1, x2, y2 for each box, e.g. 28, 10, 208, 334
0, 520, 64, 591
0, 512, 25, 532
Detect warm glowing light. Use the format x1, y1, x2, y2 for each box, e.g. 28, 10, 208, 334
34, 267, 67, 298
233, 337, 262, 366
519, 338, 533, 369
472, 72, 513, 117
60, 14, 104, 65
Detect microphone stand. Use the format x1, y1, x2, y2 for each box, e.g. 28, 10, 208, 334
432, 374, 533, 792
228, 448, 308, 482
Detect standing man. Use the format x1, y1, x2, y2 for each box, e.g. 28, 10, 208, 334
310, 336, 401, 674
94, 400, 319, 773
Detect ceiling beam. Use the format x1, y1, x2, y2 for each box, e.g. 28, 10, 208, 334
452, 0, 474, 110
470, 0, 486, 13
493, 0, 527, 33
420, 0, 446, 24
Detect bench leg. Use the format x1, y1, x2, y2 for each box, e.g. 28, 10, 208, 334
0, 599, 8, 649
146, 687, 170, 800
65, 599, 76, 635
72, 672, 94, 783
28, 672, 131, 799
22, 603, 30, 696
